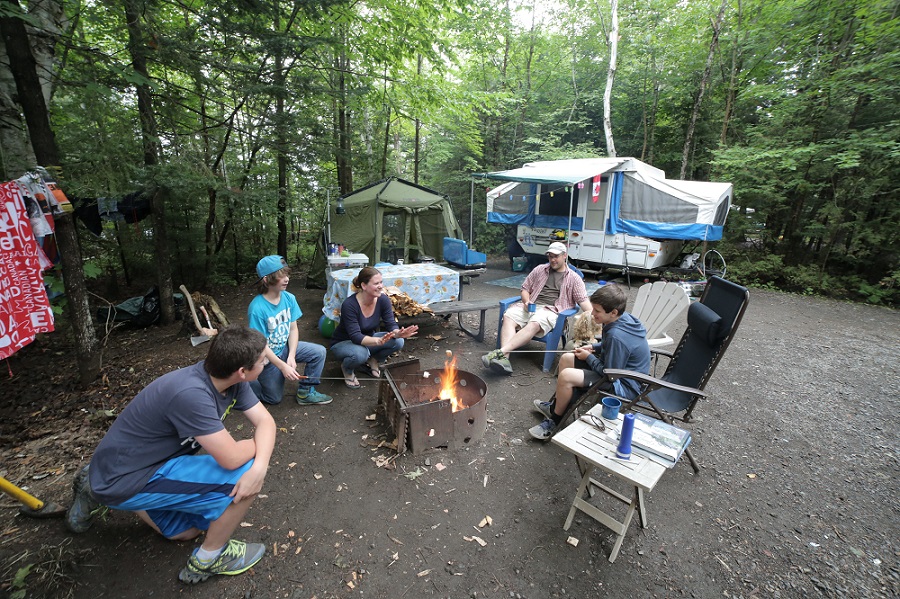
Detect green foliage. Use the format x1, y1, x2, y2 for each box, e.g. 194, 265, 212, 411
10, 563, 32, 599
4, 0, 895, 306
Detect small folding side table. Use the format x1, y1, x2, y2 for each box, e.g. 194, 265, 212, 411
551, 407, 667, 562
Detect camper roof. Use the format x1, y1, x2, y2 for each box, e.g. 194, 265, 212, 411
474, 157, 664, 184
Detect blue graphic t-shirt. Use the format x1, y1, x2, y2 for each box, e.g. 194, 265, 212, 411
248, 291, 302, 356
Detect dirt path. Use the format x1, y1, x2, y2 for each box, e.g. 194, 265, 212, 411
1, 263, 897, 598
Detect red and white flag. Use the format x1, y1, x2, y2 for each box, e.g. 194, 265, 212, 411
0, 182, 54, 360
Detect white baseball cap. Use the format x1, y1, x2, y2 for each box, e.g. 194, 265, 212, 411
546, 242, 568, 255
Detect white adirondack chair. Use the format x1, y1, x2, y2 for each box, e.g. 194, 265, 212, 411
631, 281, 691, 347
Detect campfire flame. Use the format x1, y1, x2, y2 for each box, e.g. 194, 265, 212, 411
439, 354, 462, 412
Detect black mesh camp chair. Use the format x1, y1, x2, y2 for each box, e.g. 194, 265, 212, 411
557, 276, 750, 473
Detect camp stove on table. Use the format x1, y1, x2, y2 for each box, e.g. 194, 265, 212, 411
378, 359, 488, 455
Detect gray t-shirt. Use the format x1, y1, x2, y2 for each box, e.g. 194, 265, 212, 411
89, 361, 258, 505
536, 270, 564, 306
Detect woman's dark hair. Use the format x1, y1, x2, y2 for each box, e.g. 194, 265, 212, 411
352, 266, 381, 290
204, 326, 267, 378
589, 284, 627, 315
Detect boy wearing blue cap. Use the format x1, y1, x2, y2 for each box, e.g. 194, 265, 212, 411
248, 255, 332, 405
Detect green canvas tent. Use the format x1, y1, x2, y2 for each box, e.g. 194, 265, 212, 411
306, 177, 464, 288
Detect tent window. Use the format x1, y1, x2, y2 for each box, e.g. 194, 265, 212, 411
381, 213, 405, 262
537, 184, 576, 217
714, 195, 730, 226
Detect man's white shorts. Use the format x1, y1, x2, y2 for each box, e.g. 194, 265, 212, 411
503, 302, 559, 336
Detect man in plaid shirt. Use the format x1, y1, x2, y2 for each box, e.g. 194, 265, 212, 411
482, 242, 592, 374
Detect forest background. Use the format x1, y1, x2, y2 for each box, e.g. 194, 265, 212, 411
0, 0, 897, 383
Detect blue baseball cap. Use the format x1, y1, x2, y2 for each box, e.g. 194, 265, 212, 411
256, 255, 287, 280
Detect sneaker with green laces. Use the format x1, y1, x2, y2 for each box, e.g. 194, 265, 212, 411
178, 539, 265, 584
481, 349, 503, 369
296, 387, 333, 405
489, 354, 513, 375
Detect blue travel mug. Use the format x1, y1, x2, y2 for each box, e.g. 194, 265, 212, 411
528, 303, 536, 313
601, 397, 621, 421
616, 413, 635, 459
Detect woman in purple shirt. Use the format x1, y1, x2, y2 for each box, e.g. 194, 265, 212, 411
330, 267, 418, 388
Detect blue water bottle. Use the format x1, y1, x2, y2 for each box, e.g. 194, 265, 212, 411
616, 413, 635, 459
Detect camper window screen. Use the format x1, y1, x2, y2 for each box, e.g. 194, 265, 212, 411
538, 185, 577, 217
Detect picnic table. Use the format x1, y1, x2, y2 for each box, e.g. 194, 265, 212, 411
323, 263, 460, 319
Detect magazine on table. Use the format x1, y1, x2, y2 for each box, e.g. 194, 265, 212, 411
628, 412, 691, 467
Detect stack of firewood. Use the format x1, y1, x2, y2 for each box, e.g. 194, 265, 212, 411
384, 286, 431, 317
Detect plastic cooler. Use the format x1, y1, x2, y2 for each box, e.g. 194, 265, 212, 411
443, 237, 487, 268
327, 253, 369, 269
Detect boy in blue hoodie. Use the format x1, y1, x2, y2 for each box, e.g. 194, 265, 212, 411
529, 284, 650, 440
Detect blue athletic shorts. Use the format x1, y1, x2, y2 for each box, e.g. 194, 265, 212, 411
111, 454, 254, 538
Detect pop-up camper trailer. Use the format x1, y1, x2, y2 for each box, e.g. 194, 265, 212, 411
476, 158, 732, 274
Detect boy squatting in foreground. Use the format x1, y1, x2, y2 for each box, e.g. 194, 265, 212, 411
66, 326, 276, 584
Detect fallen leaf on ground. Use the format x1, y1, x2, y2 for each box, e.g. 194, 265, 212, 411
404, 467, 424, 480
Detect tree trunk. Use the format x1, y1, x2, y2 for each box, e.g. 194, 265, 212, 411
274, 8, 288, 258
413, 54, 422, 185
720, 0, 743, 145
334, 28, 352, 194
680, 0, 727, 179
603, 0, 619, 157
0, 0, 100, 385
124, 0, 174, 324
0, 35, 37, 177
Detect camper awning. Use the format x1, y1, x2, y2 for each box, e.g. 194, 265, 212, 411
474, 158, 629, 184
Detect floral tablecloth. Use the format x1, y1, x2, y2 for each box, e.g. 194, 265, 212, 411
322, 264, 460, 319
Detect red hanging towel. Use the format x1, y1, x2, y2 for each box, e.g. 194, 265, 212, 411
0, 181, 55, 360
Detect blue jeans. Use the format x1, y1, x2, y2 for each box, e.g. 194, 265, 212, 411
330, 333, 404, 373
250, 342, 327, 405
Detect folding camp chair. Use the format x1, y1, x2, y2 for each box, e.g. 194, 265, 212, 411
496, 265, 585, 373
555, 276, 750, 473
631, 281, 691, 348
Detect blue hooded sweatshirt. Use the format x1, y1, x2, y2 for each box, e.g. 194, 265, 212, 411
584, 312, 651, 400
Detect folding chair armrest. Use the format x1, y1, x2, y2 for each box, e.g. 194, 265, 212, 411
650, 348, 674, 359
602, 369, 709, 399
498, 296, 519, 316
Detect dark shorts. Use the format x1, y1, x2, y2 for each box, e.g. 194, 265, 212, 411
573, 358, 614, 393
